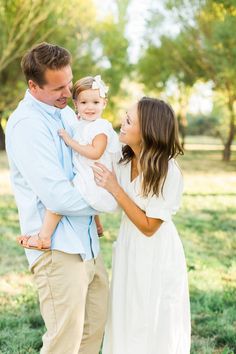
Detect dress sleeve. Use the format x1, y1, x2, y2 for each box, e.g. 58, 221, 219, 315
86, 119, 112, 143
71, 121, 81, 138
145, 160, 183, 222
86, 119, 120, 153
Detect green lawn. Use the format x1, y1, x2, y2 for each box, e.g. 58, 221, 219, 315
0, 149, 235, 354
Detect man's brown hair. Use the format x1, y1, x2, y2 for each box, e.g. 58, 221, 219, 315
21, 42, 71, 87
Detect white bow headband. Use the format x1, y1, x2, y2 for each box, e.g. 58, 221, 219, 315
92, 75, 109, 98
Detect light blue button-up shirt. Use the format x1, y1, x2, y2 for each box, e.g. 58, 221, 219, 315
6, 90, 100, 268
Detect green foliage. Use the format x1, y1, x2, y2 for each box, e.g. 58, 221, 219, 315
138, 0, 236, 159
0, 286, 44, 354
97, 18, 130, 97
0, 147, 236, 353
95, 0, 131, 124
0, 0, 132, 137
0, 0, 98, 109
0, 0, 54, 73
138, 32, 201, 90
186, 114, 220, 136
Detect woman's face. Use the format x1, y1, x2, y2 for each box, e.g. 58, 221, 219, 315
119, 103, 141, 149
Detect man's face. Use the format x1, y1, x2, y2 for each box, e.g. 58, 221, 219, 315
28, 65, 73, 109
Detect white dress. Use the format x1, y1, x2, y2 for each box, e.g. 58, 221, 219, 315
102, 159, 191, 354
72, 118, 121, 212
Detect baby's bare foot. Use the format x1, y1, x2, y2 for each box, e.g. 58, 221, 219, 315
17, 234, 51, 250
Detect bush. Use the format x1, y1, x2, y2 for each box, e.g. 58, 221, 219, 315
186, 114, 220, 136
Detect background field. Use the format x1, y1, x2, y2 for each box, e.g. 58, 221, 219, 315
0, 147, 235, 354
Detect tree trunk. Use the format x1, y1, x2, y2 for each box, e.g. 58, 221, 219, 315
178, 113, 187, 149
179, 122, 186, 149
222, 98, 235, 161
0, 116, 5, 150
223, 143, 231, 161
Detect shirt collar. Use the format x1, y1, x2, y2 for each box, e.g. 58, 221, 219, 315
25, 89, 62, 118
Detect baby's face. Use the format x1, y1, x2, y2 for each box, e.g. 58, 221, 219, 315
75, 89, 106, 121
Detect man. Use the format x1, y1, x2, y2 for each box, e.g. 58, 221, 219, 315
6, 42, 108, 354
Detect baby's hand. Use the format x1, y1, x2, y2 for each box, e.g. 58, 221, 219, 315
58, 129, 72, 145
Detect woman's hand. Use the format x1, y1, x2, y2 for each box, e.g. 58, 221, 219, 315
58, 129, 73, 146
93, 163, 163, 237
92, 162, 121, 197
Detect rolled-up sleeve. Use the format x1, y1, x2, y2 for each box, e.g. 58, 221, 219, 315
145, 160, 183, 222
10, 117, 97, 216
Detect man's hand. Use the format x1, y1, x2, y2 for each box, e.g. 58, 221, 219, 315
96, 223, 104, 237
95, 215, 104, 237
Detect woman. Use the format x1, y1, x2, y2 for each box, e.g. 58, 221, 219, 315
93, 97, 191, 354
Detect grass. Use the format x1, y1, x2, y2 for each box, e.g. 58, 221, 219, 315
0, 148, 236, 354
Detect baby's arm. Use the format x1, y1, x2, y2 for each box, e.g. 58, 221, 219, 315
58, 129, 107, 160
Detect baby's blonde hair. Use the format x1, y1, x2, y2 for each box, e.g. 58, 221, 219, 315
72, 76, 108, 101
72, 76, 94, 100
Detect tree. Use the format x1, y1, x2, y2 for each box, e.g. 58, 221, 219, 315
0, 0, 56, 149
0, 0, 99, 150
141, 0, 236, 160
0, 0, 133, 149
177, 0, 236, 160
0, 0, 56, 74
95, 0, 131, 125
137, 35, 195, 146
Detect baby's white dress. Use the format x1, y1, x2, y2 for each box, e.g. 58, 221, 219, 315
72, 118, 120, 212
102, 158, 191, 354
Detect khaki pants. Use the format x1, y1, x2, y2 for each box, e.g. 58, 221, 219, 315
31, 251, 109, 354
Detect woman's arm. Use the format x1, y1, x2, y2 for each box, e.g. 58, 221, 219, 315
58, 129, 107, 160
92, 163, 163, 237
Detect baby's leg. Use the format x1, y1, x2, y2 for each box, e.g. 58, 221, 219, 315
17, 211, 62, 250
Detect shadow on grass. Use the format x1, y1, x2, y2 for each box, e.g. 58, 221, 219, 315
0, 194, 19, 233
1, 150, 235, 353
0, 194, 28, 276
176, 196, 236, 268
1, 277, 235, 354
0, 286, 44, 354
100, 210, 121, 272
0, 285, 104, 354
179, 150, 236, 174
190, 287, 236, 354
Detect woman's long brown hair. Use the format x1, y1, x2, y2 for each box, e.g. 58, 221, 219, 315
120, 97, 184, 197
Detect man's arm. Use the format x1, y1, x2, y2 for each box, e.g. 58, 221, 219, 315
9, 117, 97, 216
